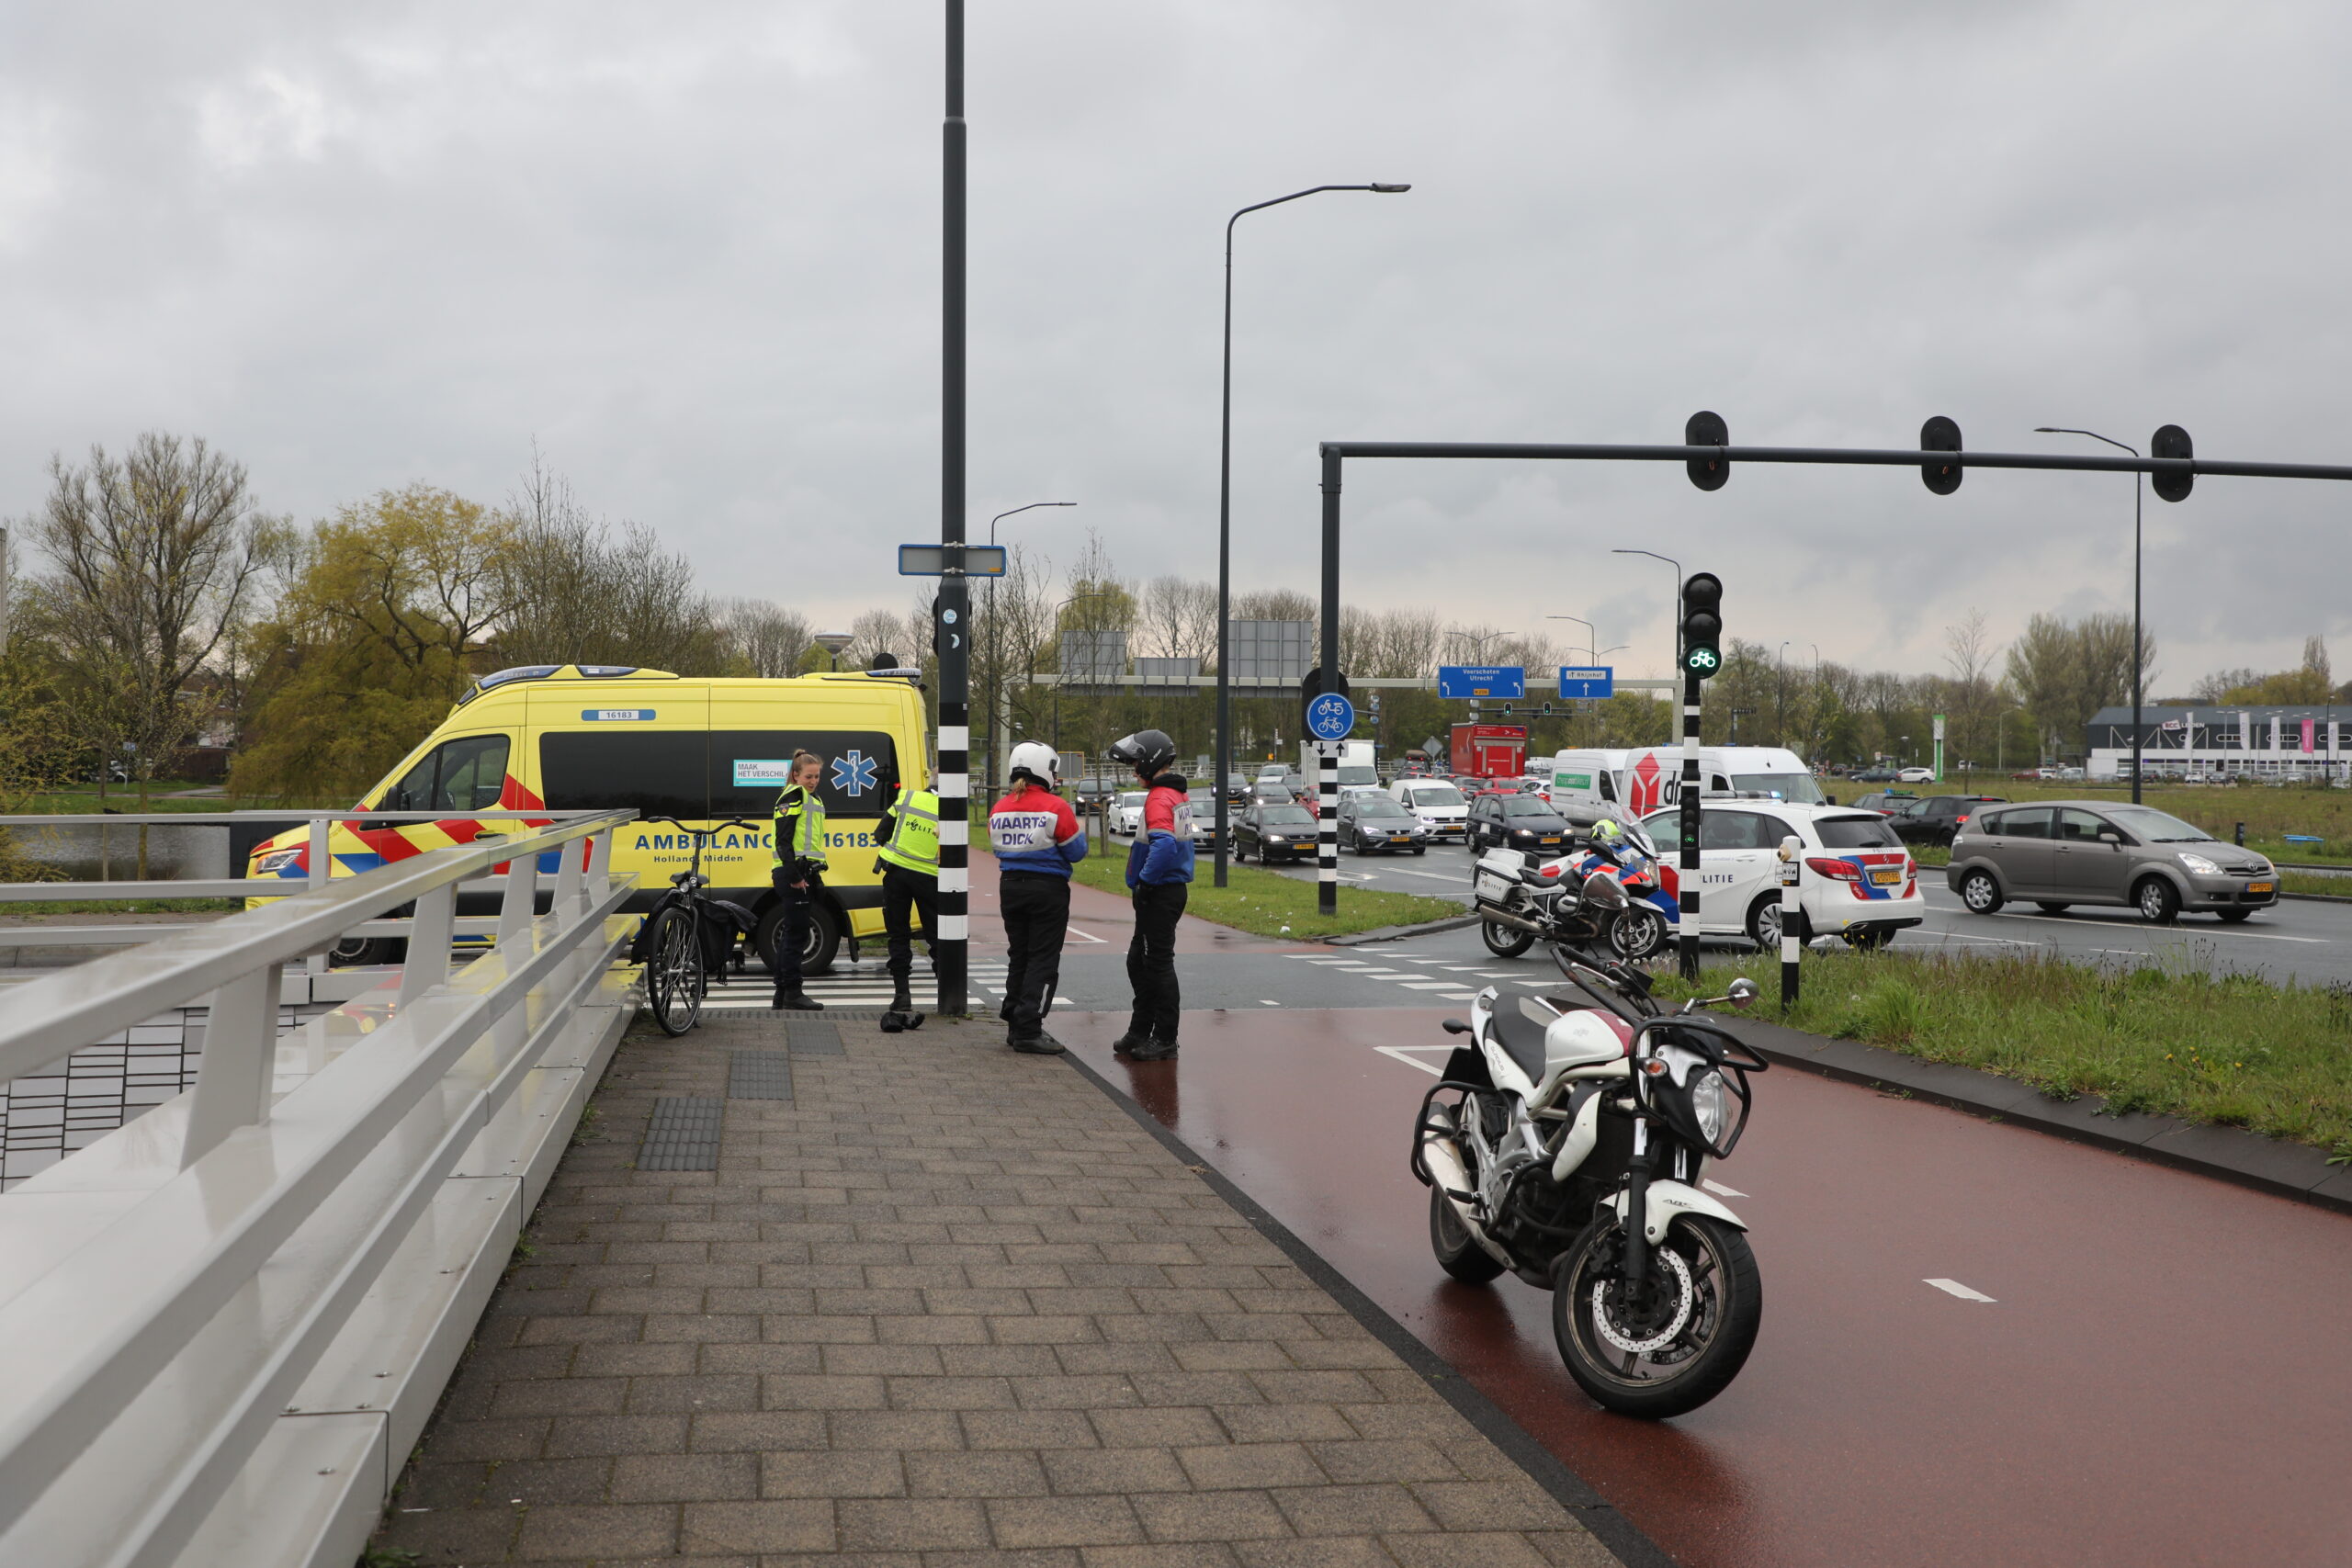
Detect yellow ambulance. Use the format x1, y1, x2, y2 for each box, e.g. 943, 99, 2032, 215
243, 663, 931, 973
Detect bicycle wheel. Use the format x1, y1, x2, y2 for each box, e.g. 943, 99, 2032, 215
646, 906, 705, 1035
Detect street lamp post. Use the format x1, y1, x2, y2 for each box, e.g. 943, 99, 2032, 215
1611, 549, 1682, 673
1545, 615, 1595, 664
2036, 426, 2146, 805
1044, 592, 1113, 757
1215, 181, 1409, 887
980, 501, 1074, 793
815, 632, 854, 671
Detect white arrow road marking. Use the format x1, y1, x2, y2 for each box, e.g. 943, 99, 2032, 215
1701, 1179, 1747, 1199
1924, 1278, 1996, 1303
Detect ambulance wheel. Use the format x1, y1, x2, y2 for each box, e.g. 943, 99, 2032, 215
329, 936, 407, 967
757, 900, 842, 977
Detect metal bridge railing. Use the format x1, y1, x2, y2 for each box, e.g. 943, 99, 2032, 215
0, 807, 638, 1568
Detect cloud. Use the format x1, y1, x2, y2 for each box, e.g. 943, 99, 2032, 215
1, 0, 2345, 688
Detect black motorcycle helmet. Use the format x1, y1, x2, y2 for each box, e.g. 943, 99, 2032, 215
1107, 728, 1178, 780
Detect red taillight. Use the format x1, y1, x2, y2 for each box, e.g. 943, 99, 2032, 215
1804, 856, 1861, 881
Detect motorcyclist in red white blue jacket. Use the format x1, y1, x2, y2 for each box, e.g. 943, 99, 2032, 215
986, 740, 1088, 1054
1108, 729, 1193, 1060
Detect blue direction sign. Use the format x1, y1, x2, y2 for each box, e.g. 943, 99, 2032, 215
1557, 665, 1614, 700
1306, 693, 1357, 741
1437, 665, 1525, 700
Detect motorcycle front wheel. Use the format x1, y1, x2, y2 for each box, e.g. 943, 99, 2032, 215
1607, 906, 1669, 964
1480, 918, 1535, 958
1553, 1213, 1760, 1419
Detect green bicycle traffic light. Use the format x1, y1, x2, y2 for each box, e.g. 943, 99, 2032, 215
1681, 571, 1724, 681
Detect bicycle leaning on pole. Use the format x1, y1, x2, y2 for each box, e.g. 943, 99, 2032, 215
626, 816, 766, 1034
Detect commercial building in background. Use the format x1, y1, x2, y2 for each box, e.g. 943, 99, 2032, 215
2086, 705, 2348, 784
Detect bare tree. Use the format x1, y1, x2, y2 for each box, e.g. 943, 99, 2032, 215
1136, 575, 1217, 662
28, 434, 272, 809
719, 598, 811, 677
493, 454, 727, 672
1942, 608, 1999, 763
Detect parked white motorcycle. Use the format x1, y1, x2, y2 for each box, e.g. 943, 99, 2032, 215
1410, 885, 1769, 1418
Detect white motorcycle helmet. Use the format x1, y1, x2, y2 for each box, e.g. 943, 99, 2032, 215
1007, 740, 1061, 789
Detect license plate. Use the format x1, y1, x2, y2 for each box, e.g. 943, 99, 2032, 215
1389, 834, 1411, 843
2248, 881, 2274, 894
1869, 868, 1903, 886
1539, 836, 1560, 845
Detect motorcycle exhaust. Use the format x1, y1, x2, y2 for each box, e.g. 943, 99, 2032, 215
1475, 905, 1548, 936
1419, 1122, 1516, 1269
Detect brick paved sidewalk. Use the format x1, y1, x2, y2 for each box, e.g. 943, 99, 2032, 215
370, 1011, 1620, 1567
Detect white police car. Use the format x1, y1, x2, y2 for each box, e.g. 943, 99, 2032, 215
1636, 799, 1925, 950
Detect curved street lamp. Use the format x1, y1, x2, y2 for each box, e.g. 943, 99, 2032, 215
1214, 182, 1410, 886
979, 502, 1074, 791
2036, 426, 2146, 805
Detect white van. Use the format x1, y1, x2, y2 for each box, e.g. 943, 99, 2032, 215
1386, 776, 1471, 841
1550, 745, 1824, 825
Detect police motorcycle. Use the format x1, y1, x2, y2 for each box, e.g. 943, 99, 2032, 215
1410, 921, 1768, 1418
1473, 818, 1670, 964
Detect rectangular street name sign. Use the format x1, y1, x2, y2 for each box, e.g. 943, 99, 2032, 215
1438, 664, 1526, 700
898, 544, 1009, 577
1557, 666, 1614, 700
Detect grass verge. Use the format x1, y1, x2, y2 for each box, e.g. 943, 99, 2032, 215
1068, 852, 1461, 941
0, 897, 242, 917
1654, 947, 2352, 1156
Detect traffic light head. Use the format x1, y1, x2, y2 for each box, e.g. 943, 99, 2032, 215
1681, 571, 1724, 680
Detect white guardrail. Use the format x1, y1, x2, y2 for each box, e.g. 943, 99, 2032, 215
0, 807, 639, 1568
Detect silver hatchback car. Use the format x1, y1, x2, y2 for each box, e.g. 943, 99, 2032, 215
1945, 801, 2279, 924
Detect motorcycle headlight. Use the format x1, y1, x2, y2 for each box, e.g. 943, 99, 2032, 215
1690, 1069, 1729, 1146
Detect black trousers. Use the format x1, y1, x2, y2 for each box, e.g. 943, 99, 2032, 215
770, 869, 822, 997
998, 872, 1069, 1040
881, 863, 938, 986
1126, 881, 1186, 1043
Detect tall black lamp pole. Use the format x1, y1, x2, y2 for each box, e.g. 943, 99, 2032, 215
1215, 182, 1408, 886
2036, 426, 2145, 805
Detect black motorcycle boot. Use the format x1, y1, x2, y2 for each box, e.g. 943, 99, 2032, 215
880, 978, 916, 1033
775, 992, 825, 1011
1127, 1036, 1179, 1061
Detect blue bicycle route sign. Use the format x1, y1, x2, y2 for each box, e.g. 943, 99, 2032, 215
1306, 693, 1356, 740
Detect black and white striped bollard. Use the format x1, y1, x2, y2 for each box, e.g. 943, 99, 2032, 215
1776, 834, 1802, 1010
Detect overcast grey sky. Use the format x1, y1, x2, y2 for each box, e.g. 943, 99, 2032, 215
5, 2, 2346, 687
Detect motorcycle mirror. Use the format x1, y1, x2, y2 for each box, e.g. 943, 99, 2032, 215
1442, 1018, 1473, 1035
1581, 871, 1631, 911
1726, 977, 1759, 1010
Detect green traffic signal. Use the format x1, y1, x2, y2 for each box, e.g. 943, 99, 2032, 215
1683, 645, 1721, 674
1680, 571, 1724, 682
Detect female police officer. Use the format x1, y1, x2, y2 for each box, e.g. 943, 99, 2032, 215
770, 750, 828, 1010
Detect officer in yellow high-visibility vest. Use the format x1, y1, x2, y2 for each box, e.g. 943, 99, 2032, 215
769, 750, 829, 1011
872, 779, 940, 1031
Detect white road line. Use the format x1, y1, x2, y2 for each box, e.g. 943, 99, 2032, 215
1260, 999, 1282, 1006
1923, 1278, 1996, 1303
1068, 928, 1110, 943
1398, 981, 1467, 990
1919, 930, 2047, 948
1374, 1045, 1447, 1076
1701, 1179, 1747, 1199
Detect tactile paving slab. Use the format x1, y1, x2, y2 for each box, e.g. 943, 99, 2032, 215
637, 1096, 724, 1170
785, 1021, 843, 1055
726, 1051, 794, 1100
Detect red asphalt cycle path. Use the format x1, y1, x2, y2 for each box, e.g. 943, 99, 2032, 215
1048, 1002, 2352, 1567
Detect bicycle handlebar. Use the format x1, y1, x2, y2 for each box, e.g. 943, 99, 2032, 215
639, 816, 767, 835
